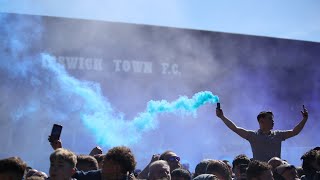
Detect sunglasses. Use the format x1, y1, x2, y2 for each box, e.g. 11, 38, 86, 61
167, 156, 180, 162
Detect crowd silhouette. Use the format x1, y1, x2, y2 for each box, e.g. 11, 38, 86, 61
0, 106, 319, 180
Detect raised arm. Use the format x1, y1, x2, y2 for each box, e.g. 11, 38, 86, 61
137, 154, 160, 179
48, 137, 62, 150
283, 105, 309, 139
216, 108, 250, 139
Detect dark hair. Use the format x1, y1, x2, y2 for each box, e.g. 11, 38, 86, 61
159, 150, 175, 161
194, 160, 211, 178
257, 111, 273, 121
77, 155, 98, 170
171, 168, 191, 180
206, 160, 232, 180
232, 154, 250, 169
104, 146, 136, 173
272, 171, 285, 180
246, 160, 271, 180
301, 149, 318, 176
0, 157, 27, 179
313, 147, 320, 151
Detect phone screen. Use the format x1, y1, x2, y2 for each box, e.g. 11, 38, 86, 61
49, 124, 62, 142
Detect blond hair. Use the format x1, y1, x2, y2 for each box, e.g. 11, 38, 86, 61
50, 148, 77, 168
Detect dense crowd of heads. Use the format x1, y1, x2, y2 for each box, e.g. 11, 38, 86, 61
0, 144, 319, 180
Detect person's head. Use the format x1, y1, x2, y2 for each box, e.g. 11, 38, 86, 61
0, 157, 27, 180
194, 159, 211, 178
222, 160, 233, 177
102, 146, 136, 180
94, 154, 104, 169
159, 151, 182, 172
171, 168, 191, 180
257, 111, 274, 131
268, 157, 284, 172
206, 160, 232, 180
275, 164, 298, 180
49, 148, 77, 180
232, 154, 250, 180
148, 160, 171, 180
246, 160, 274, 180
25, 168, 48, 179
300, 149, 320, 177
76, 155, 98, 171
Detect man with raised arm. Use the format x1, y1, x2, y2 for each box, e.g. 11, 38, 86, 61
216, 105, 308, 162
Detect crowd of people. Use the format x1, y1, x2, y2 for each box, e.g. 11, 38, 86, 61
0, 145, 319, 180
0, 106, 318, 180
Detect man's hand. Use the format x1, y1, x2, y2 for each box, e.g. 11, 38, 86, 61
137, 154, 161, 179
301, 105, 308, 119
89, 146, 103, 156
49, 138, 62, 150
216, 108, 225, 118
149, 154, 160, 164
284, 105, 309, 139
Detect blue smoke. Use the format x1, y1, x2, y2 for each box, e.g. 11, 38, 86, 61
8, 53, 220, 147
131, 92, 219, 132
1, 13, 219, 147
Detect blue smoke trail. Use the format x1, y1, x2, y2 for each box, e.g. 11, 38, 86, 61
131, 91, 219, 132
0, 13, 219, 147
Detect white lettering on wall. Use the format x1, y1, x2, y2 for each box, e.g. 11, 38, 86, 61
55, 56, 103, 71
161, 63, 181, 75
113, 60, 153, 74
47, 55, 181, 76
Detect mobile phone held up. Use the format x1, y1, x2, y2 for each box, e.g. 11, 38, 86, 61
216, 102, 221, 109
48, 124, 63, 143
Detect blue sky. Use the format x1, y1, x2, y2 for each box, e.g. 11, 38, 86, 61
1, 0, 320, 42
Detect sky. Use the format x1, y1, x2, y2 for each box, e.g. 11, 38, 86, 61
1, 0, 320, 43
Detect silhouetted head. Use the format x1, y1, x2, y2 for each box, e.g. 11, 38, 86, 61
102, 146, 136, 180
160, 151, 182, 172
206, 160, 232, 180
0, 157, 27, 180
148, 160, 171, 180
257, 111, 274, 132
246, 160, 273, 180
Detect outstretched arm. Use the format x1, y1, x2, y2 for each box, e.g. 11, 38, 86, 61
216, 108, 250, 139
283, 105, 308, 139
137, 154, 160, 179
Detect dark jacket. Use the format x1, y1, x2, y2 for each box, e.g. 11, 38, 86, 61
73, 169, 101, 180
